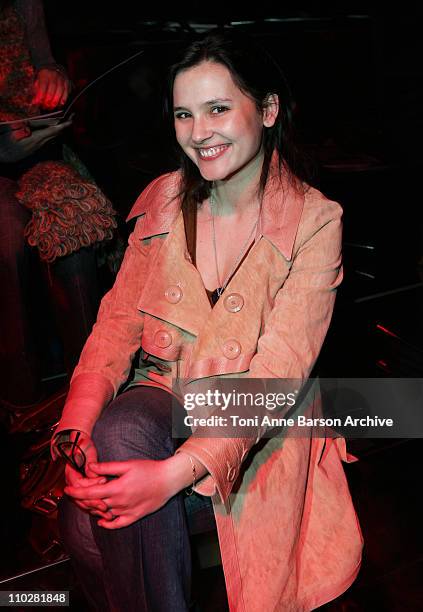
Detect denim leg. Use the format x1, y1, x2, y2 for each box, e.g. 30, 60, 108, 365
57, 496, 109, 612
75, 386, 192, 612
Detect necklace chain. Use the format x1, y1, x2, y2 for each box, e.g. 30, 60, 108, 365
209, 187, 260, 298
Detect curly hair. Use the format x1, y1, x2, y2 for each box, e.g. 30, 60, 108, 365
16, 161, 117, 262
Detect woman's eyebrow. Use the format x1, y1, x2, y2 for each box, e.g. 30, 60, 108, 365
173, 98, 233, 112
204, 98, 233, 105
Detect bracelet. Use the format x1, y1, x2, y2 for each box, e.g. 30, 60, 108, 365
185, 455, 196, 496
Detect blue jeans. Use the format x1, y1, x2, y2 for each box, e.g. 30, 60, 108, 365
58, 386, 196, 612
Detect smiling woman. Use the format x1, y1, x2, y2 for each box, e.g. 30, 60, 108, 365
53, 30, 363, 612
173, 62, 273, 182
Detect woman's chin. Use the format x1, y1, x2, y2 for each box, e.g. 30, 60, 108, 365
196, 163, 233, 182
198, 170, 229, 182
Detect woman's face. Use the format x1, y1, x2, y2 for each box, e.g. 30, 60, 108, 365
173, 61, 273, 182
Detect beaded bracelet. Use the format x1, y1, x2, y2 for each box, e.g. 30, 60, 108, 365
185, 455, 197, 496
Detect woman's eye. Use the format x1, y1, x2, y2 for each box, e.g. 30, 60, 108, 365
211, 106, 229, 114
175, 112, 191, 120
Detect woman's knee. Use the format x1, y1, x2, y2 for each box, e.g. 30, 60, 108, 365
92, 386, 177, 462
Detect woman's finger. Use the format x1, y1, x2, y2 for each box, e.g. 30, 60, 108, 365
73, 477, 107, 488
65, 464, 84, 487
88, 461, 131, 476
73, 499, 94, 512
64, 481, 118, 500
68, 495, 109, 512
101, 498, 126, 511
90, 509, 115, 520
97, 515, 131, 530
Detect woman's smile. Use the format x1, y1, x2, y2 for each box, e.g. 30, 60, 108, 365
196, 144, 231, 161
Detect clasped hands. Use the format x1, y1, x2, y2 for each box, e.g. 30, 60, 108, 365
63, 432, 184, 530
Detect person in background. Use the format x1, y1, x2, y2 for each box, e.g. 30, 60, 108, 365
0, 0, 101, 412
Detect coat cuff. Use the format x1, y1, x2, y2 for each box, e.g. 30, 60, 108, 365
175, 436, 254, 505
51, 373, 114, 457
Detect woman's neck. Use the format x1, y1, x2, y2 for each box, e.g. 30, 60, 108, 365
211, 147, 264, 216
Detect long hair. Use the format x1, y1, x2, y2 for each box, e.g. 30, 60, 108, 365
164, 30, 313, 204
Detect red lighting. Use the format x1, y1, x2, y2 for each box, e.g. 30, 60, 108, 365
376, 324, 399, 339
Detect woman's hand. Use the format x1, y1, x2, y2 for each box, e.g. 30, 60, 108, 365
63, 433, 114, 521
64, 457, 183, 529
32, 67, 70, 109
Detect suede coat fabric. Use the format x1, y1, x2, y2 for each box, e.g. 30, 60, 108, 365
54, 161, 363, 611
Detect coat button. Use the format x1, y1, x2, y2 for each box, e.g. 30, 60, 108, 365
222, 339, 241, 359
165, 285, 182, 304
227, 466, 237, 482
224, 292, 244, 313
154, 330, 172, 348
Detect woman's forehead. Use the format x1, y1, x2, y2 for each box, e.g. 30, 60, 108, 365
173, 61, 241, 104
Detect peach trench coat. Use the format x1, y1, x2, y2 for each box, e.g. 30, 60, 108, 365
53, 160, 363, 611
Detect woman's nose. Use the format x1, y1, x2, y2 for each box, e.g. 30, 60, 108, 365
191, 117, 213, 144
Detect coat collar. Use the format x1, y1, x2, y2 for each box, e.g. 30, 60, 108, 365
126, 153, 305, 262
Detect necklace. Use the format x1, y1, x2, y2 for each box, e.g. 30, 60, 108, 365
209, 187, 260, 302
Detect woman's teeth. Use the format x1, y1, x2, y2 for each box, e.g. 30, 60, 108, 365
198, 145, 229, 158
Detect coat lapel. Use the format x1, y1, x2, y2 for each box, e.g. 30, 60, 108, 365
259, 158, 305, 262
137, 211, 212, 337
127, 158, 306, 338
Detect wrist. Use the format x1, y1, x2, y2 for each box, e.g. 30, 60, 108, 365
51, 428, 91, 460
164, 453, 207, 497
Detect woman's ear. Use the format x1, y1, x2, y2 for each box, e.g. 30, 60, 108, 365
262, 93, 279, 128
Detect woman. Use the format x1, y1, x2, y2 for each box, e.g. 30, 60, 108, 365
53, 32, 363, 612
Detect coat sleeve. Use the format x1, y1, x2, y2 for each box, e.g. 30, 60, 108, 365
51, 214, 152, 451
17, 0, 56, 69
175, 198, 343, 504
